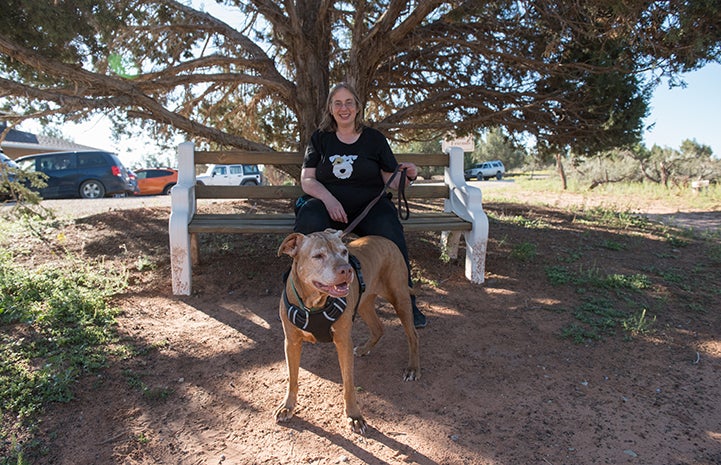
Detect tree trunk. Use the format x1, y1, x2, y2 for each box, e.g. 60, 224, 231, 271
555, 153, 568, 190
660, 161, 669, 188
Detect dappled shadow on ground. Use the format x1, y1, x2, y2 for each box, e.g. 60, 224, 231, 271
11, 201, 721, 465
645, 210, 721, 234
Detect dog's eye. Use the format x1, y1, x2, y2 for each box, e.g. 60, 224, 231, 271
312, 253, 325, 260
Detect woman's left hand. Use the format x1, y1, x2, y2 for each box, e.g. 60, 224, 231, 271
398, 162, 418, 182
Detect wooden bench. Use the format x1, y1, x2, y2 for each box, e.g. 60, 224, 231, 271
168, 143, 488, 295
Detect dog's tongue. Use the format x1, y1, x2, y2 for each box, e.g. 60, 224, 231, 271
315, 281, 350, 297
328, 282, 349, 297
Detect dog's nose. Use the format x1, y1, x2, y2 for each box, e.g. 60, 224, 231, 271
337, 263, 352, 276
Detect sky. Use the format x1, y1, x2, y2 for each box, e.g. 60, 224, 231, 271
643, 62, 721, 155
18, 62, 721, 168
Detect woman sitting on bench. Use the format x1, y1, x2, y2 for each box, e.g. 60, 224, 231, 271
293, 82, 427, 328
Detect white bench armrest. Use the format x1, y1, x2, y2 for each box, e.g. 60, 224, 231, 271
443, 146, 488, 283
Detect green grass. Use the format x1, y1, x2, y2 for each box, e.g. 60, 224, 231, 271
510, 242, 537, 261
122, 369, 173, 401
574, 207, 651, 230
0, 220, 128, 464
485, 176, 721, 217
492, 188, 719, 344
544, 264, 651, 290
489, 211, 552, 229
621, 309, 656, 338
546, 265, 657, 342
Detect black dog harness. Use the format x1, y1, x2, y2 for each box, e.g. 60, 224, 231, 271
283, 255, 365, 343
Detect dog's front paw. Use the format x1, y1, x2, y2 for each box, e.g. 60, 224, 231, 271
347, 415, 368, 435
274, 404, 295, 423
403, 367, 420, 381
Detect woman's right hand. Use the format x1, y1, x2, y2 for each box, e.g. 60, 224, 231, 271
323, 197, 348, 223
300, 167, 348, 223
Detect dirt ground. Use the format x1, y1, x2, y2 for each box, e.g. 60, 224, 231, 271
16, 191, 721, 465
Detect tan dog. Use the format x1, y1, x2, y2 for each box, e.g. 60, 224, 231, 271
274, 229, 420, 434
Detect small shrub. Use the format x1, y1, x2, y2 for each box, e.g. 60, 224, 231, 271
511, 242, 537, 261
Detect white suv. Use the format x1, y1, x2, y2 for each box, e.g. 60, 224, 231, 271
196, 164, 262, 186
464, 160, 505, 181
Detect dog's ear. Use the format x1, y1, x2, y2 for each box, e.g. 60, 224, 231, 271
278, 233, 304, 257
323, 228, 342, 239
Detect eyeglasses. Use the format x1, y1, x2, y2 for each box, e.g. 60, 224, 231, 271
332, 100, 356, 110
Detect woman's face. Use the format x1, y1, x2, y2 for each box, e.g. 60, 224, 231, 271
329, 87, 358, 128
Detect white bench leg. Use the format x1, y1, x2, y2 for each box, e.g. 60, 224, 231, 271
169, 210, 193, 295
463, 232, 487, 284
464, 208, 489, 283
441, 231, 462, 259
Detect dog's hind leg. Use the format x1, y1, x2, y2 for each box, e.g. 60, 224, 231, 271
387, 291, 421, 381
353, 293, 384, 357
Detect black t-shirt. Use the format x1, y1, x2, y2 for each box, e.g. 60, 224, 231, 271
303, 127, 399, 215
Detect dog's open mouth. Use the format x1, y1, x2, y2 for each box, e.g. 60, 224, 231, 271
313, 281, 350, 298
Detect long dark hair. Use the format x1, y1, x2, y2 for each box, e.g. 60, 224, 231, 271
318, 82, 364, 133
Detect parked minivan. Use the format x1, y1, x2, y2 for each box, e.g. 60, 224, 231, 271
1, 150, 19, 200
196, 164, 262, 186
15, 151, 134, 199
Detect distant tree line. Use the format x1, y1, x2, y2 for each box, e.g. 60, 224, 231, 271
462, 129, 720, 189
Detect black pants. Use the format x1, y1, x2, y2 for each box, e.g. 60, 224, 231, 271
294, 196, 413, 288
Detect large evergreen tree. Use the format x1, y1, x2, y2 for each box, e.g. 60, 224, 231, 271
1, 1, 719, 160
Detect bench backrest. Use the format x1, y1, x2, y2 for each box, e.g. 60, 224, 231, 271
181, 148, 453, 201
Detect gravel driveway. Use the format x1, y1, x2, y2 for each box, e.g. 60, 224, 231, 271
40, 195, 173, 219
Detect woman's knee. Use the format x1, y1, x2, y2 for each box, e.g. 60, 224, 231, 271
294, 198, 332, 233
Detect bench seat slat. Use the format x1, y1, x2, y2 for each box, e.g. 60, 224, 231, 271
188, 212, 471, 234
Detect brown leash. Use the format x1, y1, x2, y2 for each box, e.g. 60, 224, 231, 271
341, 165, 410, 237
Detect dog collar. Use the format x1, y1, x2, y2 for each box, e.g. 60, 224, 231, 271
283, 289, 346, 343
281, 255, 365, 343
289, 277, 330, 313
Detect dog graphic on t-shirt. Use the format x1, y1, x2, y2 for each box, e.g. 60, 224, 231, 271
330, 155, 357, 179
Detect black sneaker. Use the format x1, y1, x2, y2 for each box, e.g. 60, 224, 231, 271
413, 307, 427, 329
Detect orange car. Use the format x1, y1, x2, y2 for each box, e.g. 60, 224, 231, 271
134, 168, 178, 195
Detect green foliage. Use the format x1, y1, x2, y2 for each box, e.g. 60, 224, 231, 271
3, 1, 720, 157
565, 139, 721, 189
560, 324, 602, 344
621, 309, 656, 337
0, 243, 127, 462
547, 263, 659, 343
0, 166, 52, 219
0, 1, 114, 79
707, 243, 721, 263
600, 239, 626, 251
468, 127, 527, 171
394, 139, 445, 179
545, 264, 650, 291
490, 212, 551, 229
534, 195, 721, 345
573, 207, 651, 230
122, 369, 173, 402
130, 151, 176, 171
511, 242, 537, 261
